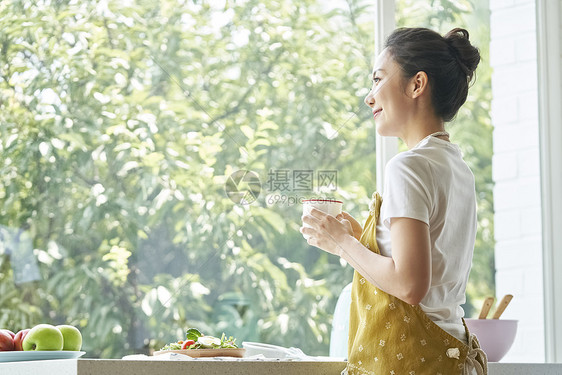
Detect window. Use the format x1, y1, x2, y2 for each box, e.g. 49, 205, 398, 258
0, 0, 498, 358
0, 0, 376, 357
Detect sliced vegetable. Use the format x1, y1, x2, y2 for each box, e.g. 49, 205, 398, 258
160, 341, 182, 351
185, 328, 203, 341
198, 336, 221, 348
159, 328, 239, 351
181, 339, 196, 350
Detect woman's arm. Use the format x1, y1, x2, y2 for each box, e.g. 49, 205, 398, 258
340, 217, 431, 305
302, 209, 431, 305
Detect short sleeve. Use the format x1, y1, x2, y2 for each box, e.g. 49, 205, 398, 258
381, 153, 433, 228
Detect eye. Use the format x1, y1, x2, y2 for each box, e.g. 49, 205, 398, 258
373, 77, 381, 84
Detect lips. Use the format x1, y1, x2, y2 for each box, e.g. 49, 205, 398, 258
373, 108, 382, 118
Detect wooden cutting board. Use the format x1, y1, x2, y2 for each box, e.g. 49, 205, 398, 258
153, 348, 246, 358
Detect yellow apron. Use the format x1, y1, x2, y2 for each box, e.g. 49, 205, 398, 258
346, 192, 487, 375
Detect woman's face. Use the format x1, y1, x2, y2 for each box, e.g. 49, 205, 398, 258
364, 48, 413, 137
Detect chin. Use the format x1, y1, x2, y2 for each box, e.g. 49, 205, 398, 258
375, 122, 393, 137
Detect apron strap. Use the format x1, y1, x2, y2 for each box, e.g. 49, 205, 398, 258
464, 332, 488, 375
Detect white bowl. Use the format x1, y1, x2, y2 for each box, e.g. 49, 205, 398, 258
465, 319, 518, 362
242, 342, 290, 358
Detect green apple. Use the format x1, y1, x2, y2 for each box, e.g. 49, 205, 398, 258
56, 325, 82, 351
22, 324, 63, 351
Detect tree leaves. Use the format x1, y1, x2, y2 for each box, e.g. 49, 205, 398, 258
0, 0, 493, 357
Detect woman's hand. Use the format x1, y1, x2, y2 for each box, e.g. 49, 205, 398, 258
300, 208, 354, 256
336, 211, 363, 240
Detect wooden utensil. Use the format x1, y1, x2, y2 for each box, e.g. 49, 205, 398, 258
478, 297, 495, 319
492, 294, 513, 319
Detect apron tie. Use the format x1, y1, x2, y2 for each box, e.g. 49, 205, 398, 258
464, 333, 488, 375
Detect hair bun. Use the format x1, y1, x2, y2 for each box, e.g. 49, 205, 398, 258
444, 28, 480, 80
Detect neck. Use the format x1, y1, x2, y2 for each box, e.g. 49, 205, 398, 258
402, 118, 447, 149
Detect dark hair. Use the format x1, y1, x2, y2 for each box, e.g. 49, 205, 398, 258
384, 27, 481, 122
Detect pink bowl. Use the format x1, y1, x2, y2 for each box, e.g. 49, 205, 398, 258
464, 319, 518, 362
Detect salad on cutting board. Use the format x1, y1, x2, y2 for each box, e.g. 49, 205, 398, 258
154, 328, 244, 358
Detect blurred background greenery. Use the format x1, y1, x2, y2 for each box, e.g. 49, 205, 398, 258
0, 0, 493, 357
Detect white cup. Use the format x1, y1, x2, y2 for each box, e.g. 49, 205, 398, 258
302, 199, 343, 239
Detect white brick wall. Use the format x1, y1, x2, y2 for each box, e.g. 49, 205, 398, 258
490, 0, 546, 362
490, 0, 545, 362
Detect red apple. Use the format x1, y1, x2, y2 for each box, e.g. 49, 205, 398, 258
0, 330, 15, 351
3, 330, 15, 339
13, 329, 30, 351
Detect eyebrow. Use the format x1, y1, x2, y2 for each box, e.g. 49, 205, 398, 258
372, 69, 385, 79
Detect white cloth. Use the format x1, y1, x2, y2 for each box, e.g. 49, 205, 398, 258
375, 136, 477, 342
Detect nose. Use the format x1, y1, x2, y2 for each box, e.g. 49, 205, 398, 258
364, 89, 375, 108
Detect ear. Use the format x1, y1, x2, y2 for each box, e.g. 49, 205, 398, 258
408, 71, 429, 99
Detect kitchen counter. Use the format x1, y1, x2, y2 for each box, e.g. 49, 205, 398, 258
2, 358, 562, 374
78, 359, 346, 375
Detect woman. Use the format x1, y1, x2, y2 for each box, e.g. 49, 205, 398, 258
301, 27, 487, 374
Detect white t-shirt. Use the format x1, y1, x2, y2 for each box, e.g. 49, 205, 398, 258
375, 136, 477, 343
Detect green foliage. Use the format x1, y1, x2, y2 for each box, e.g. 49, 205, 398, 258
0, 0, 493, 358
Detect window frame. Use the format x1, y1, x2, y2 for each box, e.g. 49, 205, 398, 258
537, 0, 562, 363
374, 0, 398, 194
